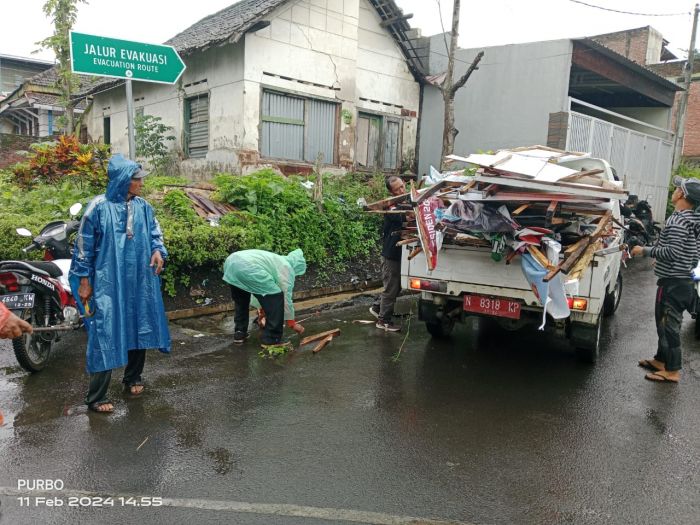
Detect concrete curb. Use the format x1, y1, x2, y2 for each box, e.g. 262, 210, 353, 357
167, 282, 382, 321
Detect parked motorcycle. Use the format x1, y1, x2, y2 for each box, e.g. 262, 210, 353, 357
621, 195, 661, 248
0, 203, 83, 372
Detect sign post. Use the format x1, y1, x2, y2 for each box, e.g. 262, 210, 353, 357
70, 31, 186, 159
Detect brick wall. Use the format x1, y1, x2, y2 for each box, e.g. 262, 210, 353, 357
0, 133, 54, 169
681, 82, 700, 159
547, 112, 569, 151
592, 29, 650, 65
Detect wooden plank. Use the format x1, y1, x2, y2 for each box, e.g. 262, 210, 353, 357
481, 183, 500, 198
380, 13, 413, 27
397, 237, 419, 246
568, 241, 601, 281
311, 335, 334, 354
473, 174, 627, 199
460, 191, 606, 203
564, 237, 589, 255
513, 203, 530, 215
412, 179, 447, 204
504, 248, 519, 265
545, 201, 558, 227
300, 328, 341, 347
459, 180, 477, 194
547, 210, 613, 282
407, 246, 423, 260
527, 246, 554, 270
364, 192, 410, 210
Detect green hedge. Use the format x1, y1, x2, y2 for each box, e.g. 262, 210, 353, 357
0, 169, 388, 296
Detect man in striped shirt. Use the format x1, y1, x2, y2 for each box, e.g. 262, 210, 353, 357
631, 176, 700, 383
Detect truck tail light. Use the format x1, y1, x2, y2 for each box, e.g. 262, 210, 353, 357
567, 297, 588, 311
0, 272, 19, 292
409, 279, 447, 293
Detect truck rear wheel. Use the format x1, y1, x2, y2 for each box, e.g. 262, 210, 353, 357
571, 314, 602, 364
425, 317, 455, 338
602, 273, 623, 317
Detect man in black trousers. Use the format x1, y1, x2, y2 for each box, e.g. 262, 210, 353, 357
632, 176, 700, 383
370, 176, 406, 332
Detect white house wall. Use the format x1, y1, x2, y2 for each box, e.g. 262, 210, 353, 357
87, 42, 245, 178
87, 0, 419, 177
242, 0, 419, 171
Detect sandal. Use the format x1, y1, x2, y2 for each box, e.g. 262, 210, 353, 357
124, 384, 144, 397
638, 359, 664, 372
88, 401, 114, 413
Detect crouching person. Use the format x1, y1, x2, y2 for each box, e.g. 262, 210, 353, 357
223, 249, 306, 348
69, 154, 171, 413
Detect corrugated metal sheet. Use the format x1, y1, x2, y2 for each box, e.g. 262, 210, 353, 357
567, 110, 673, 221
187, 95, 209, 159
305, 99, 335, 163
262, 91, 304, 160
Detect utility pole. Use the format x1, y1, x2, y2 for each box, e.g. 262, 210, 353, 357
673, 3, 700, 170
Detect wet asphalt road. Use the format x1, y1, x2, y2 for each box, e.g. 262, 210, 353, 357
0, 260, 699, 525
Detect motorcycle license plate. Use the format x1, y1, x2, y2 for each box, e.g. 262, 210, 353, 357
0, 293, 35, 310
463, 294, 521, 319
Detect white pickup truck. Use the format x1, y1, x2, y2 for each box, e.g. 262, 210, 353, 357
401, 156, 624, 363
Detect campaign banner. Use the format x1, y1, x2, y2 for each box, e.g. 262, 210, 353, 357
415, 196, 442, 271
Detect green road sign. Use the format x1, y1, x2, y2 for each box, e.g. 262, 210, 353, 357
70, 31, 185, 84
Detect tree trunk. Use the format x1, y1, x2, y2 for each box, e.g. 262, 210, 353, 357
437, 0, 484, 169
441, 92, 456, 168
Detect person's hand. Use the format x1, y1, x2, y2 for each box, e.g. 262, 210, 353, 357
0, 312, 32, 339
292, 323, 305, 335
78, 278, 92, 304
630, 246, 644, 257
150, 250, 164, 275
257, 308, 267, 328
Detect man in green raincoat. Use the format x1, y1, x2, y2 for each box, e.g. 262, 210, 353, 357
223, 249, 306, 347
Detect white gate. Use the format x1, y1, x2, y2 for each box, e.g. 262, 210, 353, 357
566, 100, 674, 222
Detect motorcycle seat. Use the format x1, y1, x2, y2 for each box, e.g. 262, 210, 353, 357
0, 260, 63, 278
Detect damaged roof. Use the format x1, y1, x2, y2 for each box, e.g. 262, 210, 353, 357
166, 0, 288, 55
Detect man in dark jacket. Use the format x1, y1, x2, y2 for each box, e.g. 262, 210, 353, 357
370, 176, 406, 332
632, 176, 700, 383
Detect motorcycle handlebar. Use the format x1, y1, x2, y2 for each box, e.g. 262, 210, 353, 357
22, 241, 41, 253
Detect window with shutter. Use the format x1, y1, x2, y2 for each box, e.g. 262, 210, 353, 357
185, 94, 209, 159
261, 90, 337, 164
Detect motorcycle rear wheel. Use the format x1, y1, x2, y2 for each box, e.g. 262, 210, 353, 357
12, 308, 54, 373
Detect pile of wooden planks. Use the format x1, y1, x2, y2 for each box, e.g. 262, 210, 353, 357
364, 146, 627, 279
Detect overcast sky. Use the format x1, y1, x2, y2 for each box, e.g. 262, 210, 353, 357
2, 0, 696, 63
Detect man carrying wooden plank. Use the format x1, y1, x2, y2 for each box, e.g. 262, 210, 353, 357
370, 176, 406, 332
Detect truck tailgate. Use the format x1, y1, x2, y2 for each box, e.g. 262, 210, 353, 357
402, 245, 598, 305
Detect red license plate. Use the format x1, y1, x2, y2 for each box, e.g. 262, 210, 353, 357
463, 294, 521, 319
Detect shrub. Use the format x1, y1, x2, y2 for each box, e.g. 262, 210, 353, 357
135, 114, 175, 173
214, 170, 383, 267
12, 135, 109, 190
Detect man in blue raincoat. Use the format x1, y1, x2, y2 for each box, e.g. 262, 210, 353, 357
69, 154, 171, 413
223, 249, 306, 347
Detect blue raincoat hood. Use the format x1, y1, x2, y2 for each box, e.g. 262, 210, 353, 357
106, 154, 141, 203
